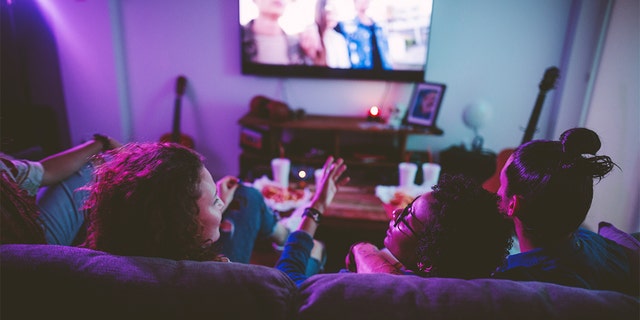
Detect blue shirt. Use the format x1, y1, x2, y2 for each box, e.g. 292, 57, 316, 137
493, 228, 638, 296
275, 231, 314, 286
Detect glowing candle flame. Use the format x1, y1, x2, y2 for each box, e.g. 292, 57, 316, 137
369, 106, 380, 116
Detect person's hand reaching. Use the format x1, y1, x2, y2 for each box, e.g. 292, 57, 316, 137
216, 176, 240, 211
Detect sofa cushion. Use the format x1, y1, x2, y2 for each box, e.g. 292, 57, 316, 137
298, 273, 639, 320
1, 244, 297, 320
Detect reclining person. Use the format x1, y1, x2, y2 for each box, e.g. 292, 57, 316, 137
1, 134, 121, 245
276, 164, 513, 285
347, 174, 513, 278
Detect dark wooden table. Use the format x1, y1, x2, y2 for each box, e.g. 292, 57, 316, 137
250, 184, 392, 273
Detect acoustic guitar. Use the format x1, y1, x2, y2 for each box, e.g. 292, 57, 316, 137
160, 75, 194, 148
483, 66, 560, 193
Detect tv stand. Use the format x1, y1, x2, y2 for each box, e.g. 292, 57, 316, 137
238, 114, 443, 186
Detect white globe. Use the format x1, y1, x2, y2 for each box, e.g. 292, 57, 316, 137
462, 101, 492, 130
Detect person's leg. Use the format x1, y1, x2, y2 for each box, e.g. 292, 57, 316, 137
36, 163, 93, 245
218, 184, 280, 263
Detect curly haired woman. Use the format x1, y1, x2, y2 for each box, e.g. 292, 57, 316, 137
81, 142, 313, 266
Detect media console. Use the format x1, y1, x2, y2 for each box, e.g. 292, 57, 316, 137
238, 114, 443, 186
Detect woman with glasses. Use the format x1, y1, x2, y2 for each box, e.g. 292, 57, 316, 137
276, 169, 513, 285
348, 174, 513, 278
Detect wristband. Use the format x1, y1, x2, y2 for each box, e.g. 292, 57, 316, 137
93, 134, 112, 152
302, 207, 323, 224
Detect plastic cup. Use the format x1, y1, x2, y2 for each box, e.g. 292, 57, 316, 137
422, 162, 441, 188
398, 162, 418, 188
271, 158, 291, 188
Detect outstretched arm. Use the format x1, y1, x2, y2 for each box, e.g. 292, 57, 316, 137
276, 156, 349, 285
40, 135, 121, 186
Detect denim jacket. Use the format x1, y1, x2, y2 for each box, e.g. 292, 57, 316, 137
336, 18, 392, 70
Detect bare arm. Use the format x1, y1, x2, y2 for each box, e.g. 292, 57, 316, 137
40, 136, 121, 186
346, 242, 405, 275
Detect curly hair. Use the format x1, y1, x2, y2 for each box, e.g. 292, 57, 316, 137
1, 171, 46, 244
415, 174, 513, 279
82, 142, 220, 261
504, 127, 616, 245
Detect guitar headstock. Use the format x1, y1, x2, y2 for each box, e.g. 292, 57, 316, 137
176, 75, 187, 97
539, 67, 560, 92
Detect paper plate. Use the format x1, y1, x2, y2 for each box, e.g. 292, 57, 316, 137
250, 176, 312, 212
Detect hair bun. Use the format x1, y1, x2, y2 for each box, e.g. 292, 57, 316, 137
560, 128, 601, 155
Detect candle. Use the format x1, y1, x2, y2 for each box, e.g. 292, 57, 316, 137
367, 106, 383, 122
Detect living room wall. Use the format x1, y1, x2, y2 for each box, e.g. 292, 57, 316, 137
28, 0, 638, 232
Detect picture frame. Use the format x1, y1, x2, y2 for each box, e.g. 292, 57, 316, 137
404, 82, 446, 128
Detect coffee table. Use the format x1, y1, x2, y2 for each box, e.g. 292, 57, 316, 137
250, 184, 393, 272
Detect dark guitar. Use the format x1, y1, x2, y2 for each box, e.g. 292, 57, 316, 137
160, 75, 194, 148
483, 66, 560, 192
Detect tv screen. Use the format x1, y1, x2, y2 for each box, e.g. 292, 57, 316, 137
240, 0, 434, 82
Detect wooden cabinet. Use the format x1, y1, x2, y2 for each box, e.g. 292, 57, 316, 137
238, 114, 442, 186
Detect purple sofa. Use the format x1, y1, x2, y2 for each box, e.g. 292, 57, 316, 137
1, 244, 638, 320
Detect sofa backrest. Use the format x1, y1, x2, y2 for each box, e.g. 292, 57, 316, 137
297, 273, 639, 320
1, 244, 296, 320
2, 244, 638, 320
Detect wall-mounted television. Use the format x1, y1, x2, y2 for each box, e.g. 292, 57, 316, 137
240, 0, 434, 82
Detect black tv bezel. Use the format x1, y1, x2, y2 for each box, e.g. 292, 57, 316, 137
241, 61, 426, 83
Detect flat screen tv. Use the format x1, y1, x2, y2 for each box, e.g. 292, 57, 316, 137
240, 0, 434, 82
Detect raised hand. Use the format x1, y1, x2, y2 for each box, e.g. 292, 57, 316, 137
309, 156, 350, 213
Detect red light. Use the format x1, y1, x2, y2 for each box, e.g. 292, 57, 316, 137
369, 106, 380, 116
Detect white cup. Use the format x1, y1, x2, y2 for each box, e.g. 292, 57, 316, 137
271, 158, 291, 188
398, 162, 418, 188
314, 168, 324, 185
422, 162, 441, 188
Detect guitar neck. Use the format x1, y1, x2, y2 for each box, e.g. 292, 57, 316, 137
171, 97, 182, 142
521, 92, 547, 144
520, 66, 560, 145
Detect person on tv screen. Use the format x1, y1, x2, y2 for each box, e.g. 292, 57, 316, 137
335, 0, 392, 70
242, 0, 313, 65
305, 0, 350, 68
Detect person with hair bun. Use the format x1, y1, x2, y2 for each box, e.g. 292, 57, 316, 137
493, 127, 637, 296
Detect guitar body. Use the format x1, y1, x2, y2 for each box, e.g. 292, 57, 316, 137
160, 75, 194, 149
159, 132, 194, 148
482, 148, 514, 192
483, 67, 560, 193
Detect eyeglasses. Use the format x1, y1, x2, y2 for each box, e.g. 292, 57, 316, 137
392, 197, 423, 237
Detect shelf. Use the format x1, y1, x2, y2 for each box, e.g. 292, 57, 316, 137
238, 113, 443, 185
238, 114, 444, 135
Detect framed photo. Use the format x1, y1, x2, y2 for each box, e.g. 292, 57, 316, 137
404, 82, 446, 128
